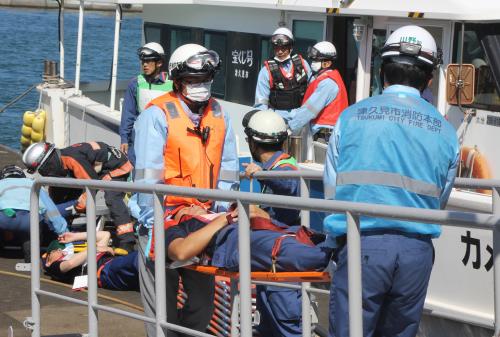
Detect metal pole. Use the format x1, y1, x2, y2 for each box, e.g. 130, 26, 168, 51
346, 211, 363, 337
300, 176, 312, 337
60, 0, 65, 80
154, 192, 167, 337
30, 184, 41, 337
109, 4, 121, 110
230, 278, 240, 336
493, 187, 500, 336
86, 187, 98, 337
75, 0, 84, 92
237, 200, 252, 337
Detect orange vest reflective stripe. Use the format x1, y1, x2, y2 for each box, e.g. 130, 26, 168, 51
303, 69, 348, 127
147, 92, 226, 208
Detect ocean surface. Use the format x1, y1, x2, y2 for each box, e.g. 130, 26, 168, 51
0, 7, 142, 150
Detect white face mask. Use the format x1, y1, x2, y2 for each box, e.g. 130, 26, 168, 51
184, 81, 212, 102
311, 61, 322, 73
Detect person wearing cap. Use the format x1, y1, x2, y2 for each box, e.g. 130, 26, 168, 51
241, 109, 302, 336
22, 141, 135, 252
254, 27, 312, 112
120, 42, 173, 165
323, 26, 459, 337
133, 43, 239, 337
0, 165, 68, 261
285, 41, 348, 136
43, 230, 139, 290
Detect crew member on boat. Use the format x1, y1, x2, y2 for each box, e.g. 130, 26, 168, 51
119, 42, 173, 166
133, 43, 239, 337
242, 109, 303, 336
323, 25, 459, 337
284, 41, 348, 142
22, 141, 135, 252
254, 27, 311, 112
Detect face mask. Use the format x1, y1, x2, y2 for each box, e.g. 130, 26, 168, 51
311, 61, 322, 73
184, 81, 212, 102
274, 54, 291, 63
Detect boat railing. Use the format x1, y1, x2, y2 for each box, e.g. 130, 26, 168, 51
28, 175, 500, 337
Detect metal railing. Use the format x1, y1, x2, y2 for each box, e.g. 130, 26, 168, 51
29, 175, 500, 337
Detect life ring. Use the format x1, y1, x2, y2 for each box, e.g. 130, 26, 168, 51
458, 146, 492, 195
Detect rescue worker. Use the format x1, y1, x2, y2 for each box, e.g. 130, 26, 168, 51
133, 43, 239, 337
323, 26, 459, 337
0, 165, 68, 261
254, 27, 312, 111
22, 141, 135, 252
285, 41, 348, 138
119, 42, 173, 165
242, 109, 302, 336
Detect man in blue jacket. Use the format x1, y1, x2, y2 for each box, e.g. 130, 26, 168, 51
0, 165, 68, 260
119, 42, 173, 165
323, 26, 459, 337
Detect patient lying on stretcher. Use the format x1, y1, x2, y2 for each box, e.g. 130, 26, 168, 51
165, 205, 333, 272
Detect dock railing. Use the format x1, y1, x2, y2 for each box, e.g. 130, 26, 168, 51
29, 175, 500, 337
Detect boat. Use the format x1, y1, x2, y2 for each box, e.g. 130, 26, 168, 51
29, 0, 500, 336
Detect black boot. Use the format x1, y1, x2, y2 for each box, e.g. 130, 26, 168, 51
116, 232, 136, 253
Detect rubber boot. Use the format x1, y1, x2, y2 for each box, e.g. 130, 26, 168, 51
116, 232, 136, 253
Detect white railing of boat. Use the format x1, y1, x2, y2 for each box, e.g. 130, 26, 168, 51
27, 175, 500, 337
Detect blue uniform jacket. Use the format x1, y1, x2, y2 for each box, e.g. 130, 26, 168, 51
258, 151, 300, 225
323, 85, 459, 245
0, 178, 68, 234
284, 76, 339, 134
133, 94, 239, 254
119, 73, 169, 145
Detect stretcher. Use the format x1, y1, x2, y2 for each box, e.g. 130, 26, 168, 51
179, 265, 330, 336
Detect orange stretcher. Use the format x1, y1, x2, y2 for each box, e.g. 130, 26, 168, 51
185, 264, 331, 283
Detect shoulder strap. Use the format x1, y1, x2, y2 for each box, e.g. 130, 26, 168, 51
267, 59, 285, 89
291, 54, 307, 85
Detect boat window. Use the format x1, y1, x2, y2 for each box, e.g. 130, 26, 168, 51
453, 23, 500, 112
260, 38, 272, 69
292, 20, 324, 57
204, 32, 227, 98
369, 29, 386, 97
144, 25, 161, 46
169, 27, 193, 55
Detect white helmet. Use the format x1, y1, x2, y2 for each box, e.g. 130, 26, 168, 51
381, 25, 441, 69
308, 41, 337, 60
271, 27, 294, 47
137, 42, 165, 61
243, 109, 288, 144
22, 142, 55, 174
168, 43, 220, 80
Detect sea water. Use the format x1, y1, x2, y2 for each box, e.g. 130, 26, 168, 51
0, 7, 141, 150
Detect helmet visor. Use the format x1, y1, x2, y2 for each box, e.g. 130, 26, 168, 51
307, 46, 335, 60
381, 42, 441, 67
185, 50, 220, 71
137, 47, 162, 61
271, 34, 292, 47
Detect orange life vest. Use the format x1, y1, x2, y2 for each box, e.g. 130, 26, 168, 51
147, 92, 226, 208
303, 69, 348, 127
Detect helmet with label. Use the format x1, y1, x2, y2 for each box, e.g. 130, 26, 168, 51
271, 27, 294, 47
243, 109, 289, 144
168, 43, 220, 80
22, 142, 55, 174
308, 41, 337, 61
0, 165, 26, 179
381, 25, 441, 70
137, 42, 165, 61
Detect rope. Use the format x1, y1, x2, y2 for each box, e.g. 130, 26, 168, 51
0, 269, 143, 312
0, 84, 37, 114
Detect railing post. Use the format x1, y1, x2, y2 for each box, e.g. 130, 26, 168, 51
30, 183, 41, 337
85, 187, 98, 336
237, 200, 252, 337
109, 4, 121, 110
346, 211, 363, 337
74, 0, 84, 92
154, 192, 167, 337
493, 187, 500, 337
300, 176, 312, 337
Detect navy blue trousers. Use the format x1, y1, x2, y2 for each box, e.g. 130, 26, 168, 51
99, 251, 139, 290
329, 232, 434, 337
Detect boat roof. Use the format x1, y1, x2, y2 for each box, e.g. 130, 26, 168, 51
91, 0, 500, 21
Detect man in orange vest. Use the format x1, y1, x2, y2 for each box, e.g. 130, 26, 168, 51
284, 41, 349, 159
132, 43, 239, 337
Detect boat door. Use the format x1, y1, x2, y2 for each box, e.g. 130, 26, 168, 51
358, 18, 452, 114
